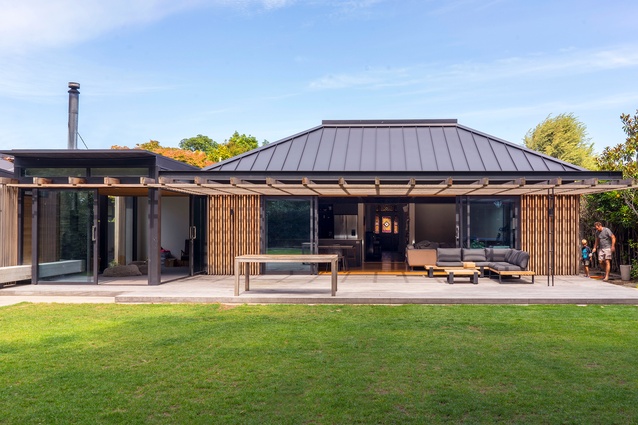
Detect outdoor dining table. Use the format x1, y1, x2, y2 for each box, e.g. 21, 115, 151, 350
234, 254, 339, 296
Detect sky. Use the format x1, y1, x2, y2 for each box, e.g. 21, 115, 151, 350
0, 0, 637, 155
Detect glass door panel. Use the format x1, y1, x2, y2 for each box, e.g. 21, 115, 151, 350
37, 190, 96, 283
465, 197, 517, 249
191, 195, 207, 275
264, 198, 314, 274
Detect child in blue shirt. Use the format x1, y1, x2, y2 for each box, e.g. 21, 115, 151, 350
581, 239, 592, 277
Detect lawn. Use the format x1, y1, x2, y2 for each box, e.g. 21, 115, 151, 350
1, 303, 637, 424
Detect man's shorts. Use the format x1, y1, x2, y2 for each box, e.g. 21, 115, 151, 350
598, 248, 613, 261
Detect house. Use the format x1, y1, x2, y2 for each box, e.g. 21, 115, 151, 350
0, 119, 630, 284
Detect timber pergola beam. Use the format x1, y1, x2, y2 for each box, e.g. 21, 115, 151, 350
8, 176, 638, 197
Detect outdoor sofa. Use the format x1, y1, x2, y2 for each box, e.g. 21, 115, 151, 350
436, 247, 534, 283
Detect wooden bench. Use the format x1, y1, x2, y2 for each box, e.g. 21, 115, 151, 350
488, 268, 535, 284
0, 265, 31, 286
444, 269, 479, 284
234, 254, 339, 296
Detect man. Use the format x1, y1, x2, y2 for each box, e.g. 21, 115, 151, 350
592, 222, 616, 282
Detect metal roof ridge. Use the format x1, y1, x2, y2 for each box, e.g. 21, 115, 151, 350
322, 119, 458, 127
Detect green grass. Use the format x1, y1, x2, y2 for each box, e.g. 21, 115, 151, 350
1, 304, 637, 424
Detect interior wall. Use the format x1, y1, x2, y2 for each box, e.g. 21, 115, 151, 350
161, 196, 189, 259
414, 203, 456, 245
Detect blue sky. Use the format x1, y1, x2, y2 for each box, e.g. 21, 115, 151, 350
1, 0, 637, 155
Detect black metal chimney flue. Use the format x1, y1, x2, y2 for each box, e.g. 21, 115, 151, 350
67, 82, 80, 149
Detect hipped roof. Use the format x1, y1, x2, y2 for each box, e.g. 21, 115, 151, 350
153, 119, 627, 197
205, 120, 585, 174
3, 121, 631, 197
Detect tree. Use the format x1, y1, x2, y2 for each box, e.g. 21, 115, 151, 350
584, 110, 638, 277
524, 113, 596, 169
597, 110, 638, 179
179, 134, 218, 153
111, 140, 215, 168
111, 131, 264, 166
595, 109, 638, 221
208, 132, 260, 162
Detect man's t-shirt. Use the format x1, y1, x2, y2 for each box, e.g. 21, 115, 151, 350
596, 227, 614, 249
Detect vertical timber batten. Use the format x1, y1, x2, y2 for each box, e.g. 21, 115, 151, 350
209, 195, 260, 275
0, 184, 19, 267
521, 194, 580, 275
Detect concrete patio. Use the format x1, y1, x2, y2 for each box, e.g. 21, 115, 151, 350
1, 273, 638, 306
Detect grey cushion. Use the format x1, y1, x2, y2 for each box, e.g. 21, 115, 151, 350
507, 250, 521, 265
414, 240, 430, 249
436, 261, 464, 267
489, 248, 511, 262
489, 262, 523, 272
516, 251, 530, 270
437, 248, 462, 262
462, 248, 487, 262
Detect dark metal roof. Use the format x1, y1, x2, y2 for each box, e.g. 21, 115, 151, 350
0, 150, 199, 172
204, 120, 586, 174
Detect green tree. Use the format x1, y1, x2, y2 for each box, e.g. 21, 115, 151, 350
595, 109, 638, 221
179, 134, 218, 153
524, 113, 596, 169
209, 132, 260, 162
584, 110, 638, 276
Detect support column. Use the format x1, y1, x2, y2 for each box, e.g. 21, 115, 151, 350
148, 188, 161, 285
547, 188, 555, 286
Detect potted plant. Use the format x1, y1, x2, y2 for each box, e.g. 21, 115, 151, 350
620, 252, 631, 281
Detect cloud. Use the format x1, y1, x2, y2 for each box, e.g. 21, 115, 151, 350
308, 66, 413, 90
307, 45, 638, 92
0, 0, 293, 54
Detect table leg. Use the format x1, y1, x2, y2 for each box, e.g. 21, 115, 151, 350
245, 263, 250, 291
447, 272, 454, 284
331, 259, 337, 296
234, 259, 240, 296
472, 272, 478, 284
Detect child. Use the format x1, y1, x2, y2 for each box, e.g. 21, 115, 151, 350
581, 239, 592, 277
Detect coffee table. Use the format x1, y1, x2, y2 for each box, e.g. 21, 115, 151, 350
444, 269, 479, 284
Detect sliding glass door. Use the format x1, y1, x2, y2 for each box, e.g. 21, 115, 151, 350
36, 189, 97, 283
262, 197, 317, 273
457, 197, 519, 249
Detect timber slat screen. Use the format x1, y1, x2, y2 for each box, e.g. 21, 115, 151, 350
209, 195, 261, 275
0, 185, 19, 267
521, 194, 580, 275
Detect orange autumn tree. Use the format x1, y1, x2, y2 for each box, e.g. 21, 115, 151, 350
111, 140, 215, 168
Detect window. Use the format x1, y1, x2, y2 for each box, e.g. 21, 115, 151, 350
24, 168, 86, 177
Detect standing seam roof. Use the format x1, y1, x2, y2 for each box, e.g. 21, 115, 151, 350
203, 120, 587, 173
